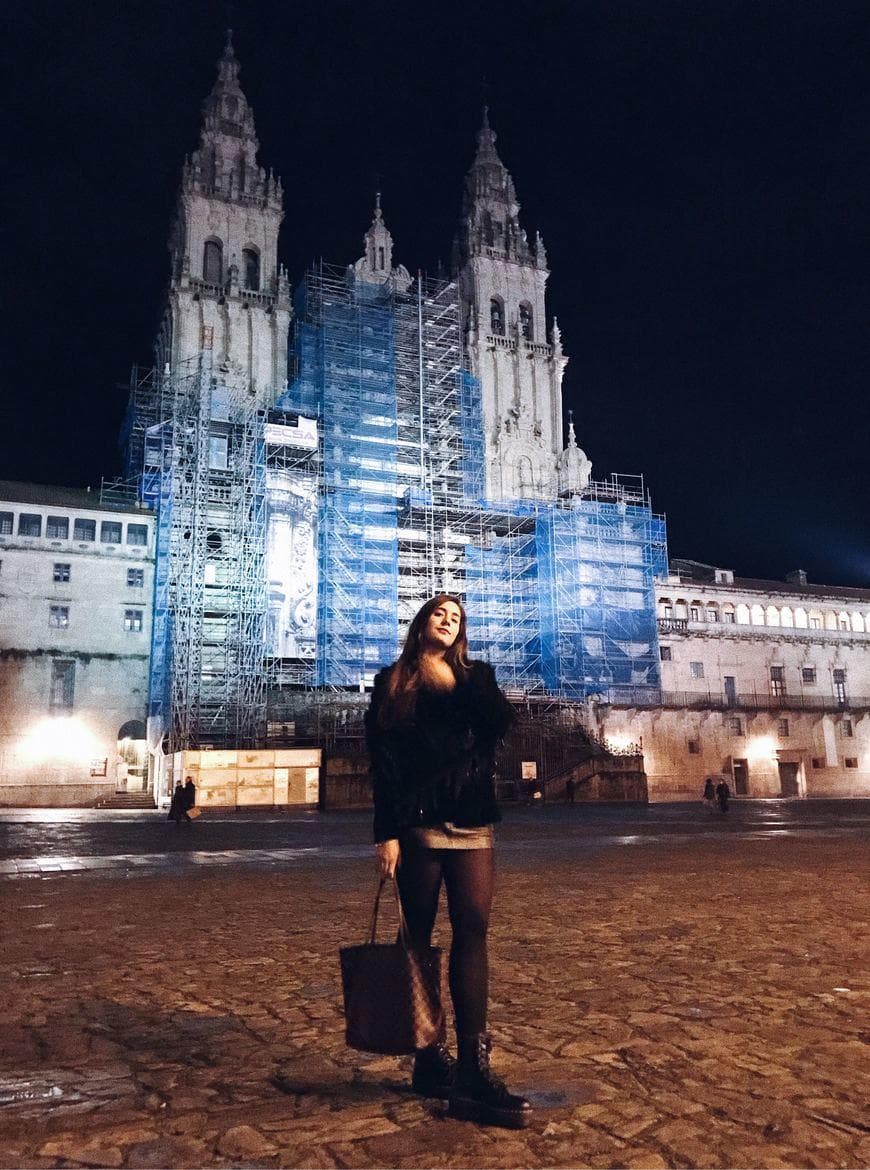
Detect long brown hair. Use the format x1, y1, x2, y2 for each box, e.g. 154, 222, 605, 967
377, 594, 471, 727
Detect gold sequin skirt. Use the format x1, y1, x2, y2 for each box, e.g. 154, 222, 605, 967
405, 822, 494, 850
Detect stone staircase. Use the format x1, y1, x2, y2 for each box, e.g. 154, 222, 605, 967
94, 791, 156, 810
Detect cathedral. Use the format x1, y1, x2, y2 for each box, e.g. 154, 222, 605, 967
122, 33, 666, 755
2, 34, 867, 808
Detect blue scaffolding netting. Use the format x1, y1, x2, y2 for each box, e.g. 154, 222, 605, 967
126, 257, 669, 748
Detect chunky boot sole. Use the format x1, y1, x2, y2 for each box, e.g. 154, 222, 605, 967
448, 1093, 531, 1130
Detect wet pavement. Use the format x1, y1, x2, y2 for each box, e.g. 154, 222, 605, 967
0, 803, 868, 1168
0, 800, 868, 880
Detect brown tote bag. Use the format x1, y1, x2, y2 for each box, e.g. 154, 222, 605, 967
339, 877, 445, 1055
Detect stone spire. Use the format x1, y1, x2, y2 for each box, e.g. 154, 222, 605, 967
455, 107, 531, 266
353, 193, 411, 291
181, 30, 282, 212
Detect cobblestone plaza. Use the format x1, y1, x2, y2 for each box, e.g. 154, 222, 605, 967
0, 804, 867, 1169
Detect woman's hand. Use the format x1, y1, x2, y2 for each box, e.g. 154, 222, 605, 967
375, 838, 401, 878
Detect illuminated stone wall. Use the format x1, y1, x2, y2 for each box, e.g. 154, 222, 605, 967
0, 487, 154, 805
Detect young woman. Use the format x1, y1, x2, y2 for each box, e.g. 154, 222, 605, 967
364, 594, 531, 1130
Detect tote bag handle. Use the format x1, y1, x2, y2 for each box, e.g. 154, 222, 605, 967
368, 876, 412, 948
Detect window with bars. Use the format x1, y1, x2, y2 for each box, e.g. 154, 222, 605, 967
660, 646, 672, 661
74, 518, 95, 542
49, 660, 75, 709
100, 521, 122, 544
777, 718, 790, 737
729, 717, 744, 736
690, 661, 704, 679
49, 605, 69, 628
126, 568, 144, 588
842, 719, 854, 738
18, 513, 41, 537
52, 563, 70, 583
46, 515, 69, 539
0, 512, 12, 535
126, 524, 148, 546
801, 666, 817, 685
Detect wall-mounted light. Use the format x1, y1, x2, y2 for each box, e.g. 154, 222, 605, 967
20, 717, 100, 765
747, 735, 776, 762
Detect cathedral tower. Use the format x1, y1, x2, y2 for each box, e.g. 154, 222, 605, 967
455, 111, 589, 500
156, 33, 291, 405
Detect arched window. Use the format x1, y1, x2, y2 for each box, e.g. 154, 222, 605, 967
853, 612, 865, 633
242, 248, 260, 291
378, 246, 385, 270
706, 602, 720, 622
519, 302, 533, 341
825, 610, 837, 631
780, 606, 794, 627
658, 597, 672, 618
736, 603, 750, 625
203, 239, 223, 284
766, 605, 780, 626
750, 604, 765, 625
794, 607, 808, 628
674, 599, 688, 619
838, 610, 850, 631
490, 297, 505, 336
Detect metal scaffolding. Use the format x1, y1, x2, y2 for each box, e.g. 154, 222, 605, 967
277, 261, 668, 703
127, 256, 669, 752
129, 355, 268, 750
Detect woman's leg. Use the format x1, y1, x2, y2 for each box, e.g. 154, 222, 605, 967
443, 848, 531, 1128
397, 843, 454, 1095
395, 841, 443, 950
442, 848, 494, 1036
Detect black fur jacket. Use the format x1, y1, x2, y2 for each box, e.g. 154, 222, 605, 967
364, 661, 515, 843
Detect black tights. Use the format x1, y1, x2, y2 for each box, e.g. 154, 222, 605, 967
397, 843, 494, 1038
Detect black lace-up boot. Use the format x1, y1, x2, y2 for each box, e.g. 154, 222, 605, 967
448, 1033, 532, 1129
411, 1043, 457, 1098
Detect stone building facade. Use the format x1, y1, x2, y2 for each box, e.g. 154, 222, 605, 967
0, 483, 154, 805
596, 562, 870, 800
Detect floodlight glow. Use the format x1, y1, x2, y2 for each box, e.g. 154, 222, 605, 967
20, 717, 99, 764
747, 735, 776, 761
606, 732, 635, 753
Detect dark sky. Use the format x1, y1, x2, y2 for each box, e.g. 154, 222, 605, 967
5, 0, 870, 585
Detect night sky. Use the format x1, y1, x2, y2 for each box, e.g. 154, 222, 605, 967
5, 0, 870, 586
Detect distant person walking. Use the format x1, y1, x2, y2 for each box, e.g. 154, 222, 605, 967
167, 781, 190, 826
565, 778, 576, 804
716, 778, 731, 814
184, 775, 197, 814
703, 776, 716, 812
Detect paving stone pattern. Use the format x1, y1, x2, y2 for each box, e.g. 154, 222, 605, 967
0, 830, 868, 1168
